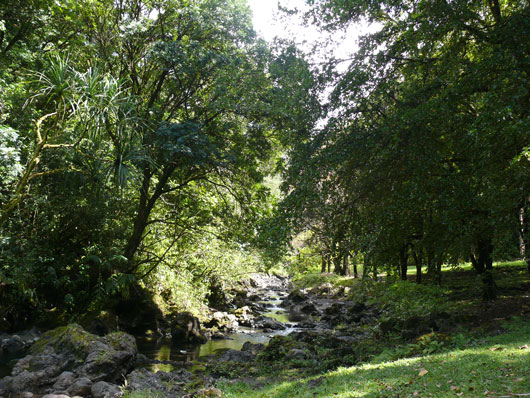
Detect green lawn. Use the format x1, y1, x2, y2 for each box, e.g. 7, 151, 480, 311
219, 319, 530, 398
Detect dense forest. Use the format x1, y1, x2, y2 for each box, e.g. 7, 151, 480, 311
1, 0, 530, 396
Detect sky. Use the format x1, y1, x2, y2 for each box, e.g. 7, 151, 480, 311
246, 0, 376, 70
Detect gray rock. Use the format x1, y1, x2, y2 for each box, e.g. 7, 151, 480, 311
205, 311, 239, 332
125, 369, 190, 397
53, 371, 77, 390
91, 381, 121, 398
233, 306, 254, 327
300, 302, 318, 315
79, 332, 137, 383
241, 342, 265, 355
218, 349, 254, 363
7, 324, 137, 392
257, 316, 286, 330
171, 312, 207, 343
67, 377, 93, 396
285, 349, 307, 360
42, 395, 71, 398
1, 335, 24, 354
21, 392, 34, 398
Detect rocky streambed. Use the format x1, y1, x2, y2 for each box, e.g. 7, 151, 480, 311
1, 274, 450, 397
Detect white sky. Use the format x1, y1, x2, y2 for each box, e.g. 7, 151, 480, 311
246, 0, 377, 71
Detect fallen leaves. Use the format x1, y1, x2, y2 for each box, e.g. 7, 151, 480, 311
419, 368, 429, 377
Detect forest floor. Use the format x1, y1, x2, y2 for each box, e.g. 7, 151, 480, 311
212, 261, 530, 398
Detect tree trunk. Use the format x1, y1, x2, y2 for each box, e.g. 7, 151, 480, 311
353, 261, 358, 278
471, 238, 493, 275
435, 256, 443, 285
519, 204, 530, 274
123, 165, 176, 272
413, 249, 423, 284
343, 254, 351, 276
362, 255, 369, 279
333, 254, 342, 275
399, 245, 408, 281
321, 255, 327, 273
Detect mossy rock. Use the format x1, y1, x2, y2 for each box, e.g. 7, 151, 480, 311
259, 336, 308, 361
31, 324, 98, 360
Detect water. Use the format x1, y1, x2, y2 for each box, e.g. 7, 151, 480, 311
0, 351, 26, 378
137, 295, 297, 373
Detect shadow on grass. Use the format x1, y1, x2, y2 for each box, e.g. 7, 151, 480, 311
221, 320, 530, 398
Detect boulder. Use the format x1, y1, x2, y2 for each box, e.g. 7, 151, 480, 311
171, 312, 207, 343
285, 349, 307, 361
300, 303, 318, 315
257, 317, 286, 331
91, 381, 121, 398
1, 335, 24, 355
205, 311, 239, 332
41, 395, 70, 398
66, 377, 93, 396
217, 349, 254, 363
233, 306, 254, 327
53, 371, 76, 390
194, 387, 222, 398
125, 368, 192, 397
241, 342, 265, 355
286, 289, 307, 304
6, 324, 137, 393
79, 332, 137, 383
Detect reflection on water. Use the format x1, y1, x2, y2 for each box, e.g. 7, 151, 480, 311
0, 351, 26, 378
137, 306, 296, 373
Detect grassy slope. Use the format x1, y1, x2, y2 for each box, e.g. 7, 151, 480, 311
219, 261, 530, 398
220, 318, 530, 398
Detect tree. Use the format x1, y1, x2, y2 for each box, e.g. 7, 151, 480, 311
282, 0, 530, 296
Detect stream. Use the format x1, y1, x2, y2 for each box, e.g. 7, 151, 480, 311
135, 279, 298, 372
0, 275, 298, 378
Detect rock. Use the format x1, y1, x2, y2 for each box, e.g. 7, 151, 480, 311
171, 312, 207, 343
379, 318, 398, 333
6, 324, 137, 393
1, 335, 24, 354
257, 316, 286, 330
217, 349, 254, 363
324, 303, 344, 316
233, 306, 254, 327
66, 377, 93, 396
21, 392, 33, 398
306, 377, 324, 389
42, 395, 70, 398
126, 368, 166, 391
79, 332, 137, 382
315, 283, 336, 296
285, 349, 307, 360
348, 302, 367, 313
91, 381, 121, 398
300, 302, 318, 315
195, 387, 222, 397
53, 371, 77, 390
287, 307, 309, 322
286, 289, 307, 303
205, 312, 239, 332
241, 342, 265, 355
125, 369, 191, 397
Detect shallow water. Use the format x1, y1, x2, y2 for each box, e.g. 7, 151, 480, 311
137, 299, 296, 372
0, 351, 26, 378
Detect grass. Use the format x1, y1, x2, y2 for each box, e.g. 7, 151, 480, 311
218, 318, 530, 398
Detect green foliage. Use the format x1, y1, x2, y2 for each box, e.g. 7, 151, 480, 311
0, 0, 310, 326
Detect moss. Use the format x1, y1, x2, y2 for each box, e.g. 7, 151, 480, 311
31, 324, 98, 360
105, 331, 136, 351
